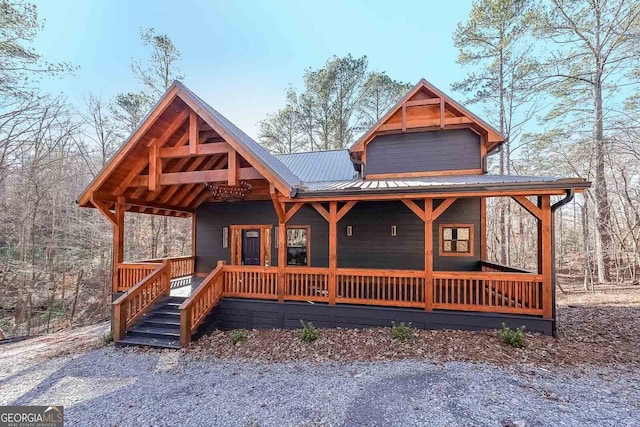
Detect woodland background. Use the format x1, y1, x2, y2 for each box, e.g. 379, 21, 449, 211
0, 0, 638, 337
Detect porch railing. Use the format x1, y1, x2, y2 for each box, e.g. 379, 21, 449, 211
112, 260, 171, 340
116, 255, 195, 292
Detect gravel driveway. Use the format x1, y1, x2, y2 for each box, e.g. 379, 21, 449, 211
1, 328, 638, 427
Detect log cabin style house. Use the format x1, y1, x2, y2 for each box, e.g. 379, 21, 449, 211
78, 79, 590, 348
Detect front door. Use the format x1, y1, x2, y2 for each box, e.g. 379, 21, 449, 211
242, 229, 261, 265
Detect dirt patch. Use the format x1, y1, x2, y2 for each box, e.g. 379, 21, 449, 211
188, 290, 640, 369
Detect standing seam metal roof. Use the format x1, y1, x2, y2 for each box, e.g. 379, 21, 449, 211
274, 150, 357, 183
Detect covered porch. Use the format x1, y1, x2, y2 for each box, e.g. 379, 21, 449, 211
109, 191, 560, 348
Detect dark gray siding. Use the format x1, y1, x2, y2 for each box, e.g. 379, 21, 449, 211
366, 129, 481, 175
195, 201, 328, 273
195, 198, 481, 273
197, 298, 553, 336
337, 201, 425, 270
195, 201, 279, 273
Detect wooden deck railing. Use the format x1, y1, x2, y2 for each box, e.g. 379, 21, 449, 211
112, 260, 171, 340
336, 269, 425, 308
285, 267, 330, 302
432, 271, 543, 315
479, 260, 534, 274
224, 265, 279, 299
179, 261, 225, 347
116, 256, 195, 292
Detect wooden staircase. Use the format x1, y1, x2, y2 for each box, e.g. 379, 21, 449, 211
115, 296, 185, 349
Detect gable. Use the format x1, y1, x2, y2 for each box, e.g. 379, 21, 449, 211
78, 81, 299, 217
350, 79, 504, 162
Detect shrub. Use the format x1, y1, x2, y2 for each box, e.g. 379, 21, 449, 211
230, 330, 247, 345
102, 330, 114, 345
499, 323, 525, 348
300, 320, 320, 343
390, 322, 415, 341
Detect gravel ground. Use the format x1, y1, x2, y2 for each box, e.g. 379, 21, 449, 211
1, 328, 639, 427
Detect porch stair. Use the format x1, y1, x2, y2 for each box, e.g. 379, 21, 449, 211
115, 296, 186, 349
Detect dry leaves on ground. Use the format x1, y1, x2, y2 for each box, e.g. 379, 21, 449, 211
188, 289, 640, 369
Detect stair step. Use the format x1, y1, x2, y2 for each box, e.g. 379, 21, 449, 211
163, 296, 187, 304
129, 324, 180, 334
149, 309, 180, 316
115, 336, 181, 349
127, 329, 180, 341
143, 318, 181, 327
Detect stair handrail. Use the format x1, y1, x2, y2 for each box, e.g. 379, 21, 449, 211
112, 259, 171, 341
179, 261, 226, 348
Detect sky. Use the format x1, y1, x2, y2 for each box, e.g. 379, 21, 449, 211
33, 0, 474, 140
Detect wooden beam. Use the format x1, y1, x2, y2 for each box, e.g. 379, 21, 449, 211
512, 195, 542, 220
145, 167, 260, 186
424, 198, 433, 311
277, 216, 286, 302
285, 188, 576, 203
114, 109, 190, 195
189, 111, 198, 155
228, 149, 238, 186
78, 88, 179, 207
270, 184, 285, 223
177, 90, 293, 197
401, 104, 407, 132
336, 200, 357, 222
540, 195, 552, 319
91, 195, 116, 226
113, 196, 125, 292
432, 197, 457, 220
178, 156, 228, 208
160, 141, 231, 159
149, 139, 160, 191
440, 98, 445, 128
405, 98, 441, 107
328, 202, 337, 305
311, 202, 330, 222
284, 202, 304, 222
480, 197, 487, 260
191, 213, 197, 256
159, 153, 223, 205
401, 199, 425, 220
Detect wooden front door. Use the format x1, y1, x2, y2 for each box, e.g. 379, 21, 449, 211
242, 229, 261, 265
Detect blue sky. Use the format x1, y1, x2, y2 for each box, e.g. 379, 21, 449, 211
33, 0, 474, 140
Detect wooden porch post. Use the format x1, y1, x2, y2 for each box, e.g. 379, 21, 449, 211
424, 198, 433, 311
540, 195, 553, 319
191, 213, 197, 256
328, 202, 338, 305
277, 221, 286, 302
113, 196, 125, 293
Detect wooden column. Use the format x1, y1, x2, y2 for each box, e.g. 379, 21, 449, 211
328, 202, 338, 305
277, 221, 286, 302
480, 197, 487, 260
540, 195, 553, 319
112, 196, 125, 292
424, 198, 433, 311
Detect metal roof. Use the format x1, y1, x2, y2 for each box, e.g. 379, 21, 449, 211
296, 174, 590, 196
275, 150, 357, 183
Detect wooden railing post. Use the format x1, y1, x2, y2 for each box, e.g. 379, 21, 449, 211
180, 307, 191, 348
424, 199, 433, 311
112, 196, 125, 292
113, 302, 127, 341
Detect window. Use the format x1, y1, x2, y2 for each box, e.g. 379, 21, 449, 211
287, 226, 310, 266
440, 224, 474, 256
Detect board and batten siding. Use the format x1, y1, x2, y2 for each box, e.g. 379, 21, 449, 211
196, 198, 481, 273
365, 129, 481, 175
